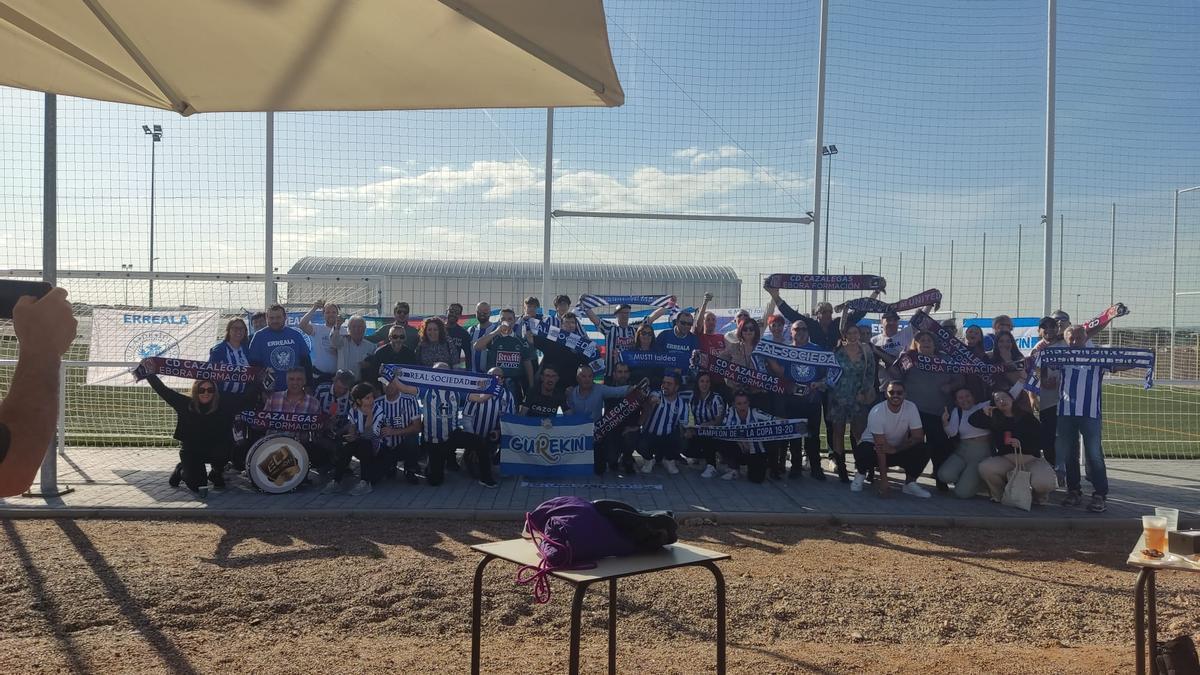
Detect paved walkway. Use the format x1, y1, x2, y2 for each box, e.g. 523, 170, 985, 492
4, 447, 1198, 527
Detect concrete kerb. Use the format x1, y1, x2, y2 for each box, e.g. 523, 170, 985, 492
0, 505, 1158, 530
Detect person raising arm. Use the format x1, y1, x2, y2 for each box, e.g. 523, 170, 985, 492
0, 288, 78, 498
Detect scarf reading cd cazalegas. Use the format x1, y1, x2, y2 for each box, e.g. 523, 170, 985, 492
763, 274, 886, 291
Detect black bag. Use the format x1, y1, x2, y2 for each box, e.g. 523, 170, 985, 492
591, 499, 678, 552
1157, 636, 1200, 675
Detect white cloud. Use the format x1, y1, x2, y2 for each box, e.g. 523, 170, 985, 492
673, 145, 747, 165
556, 165, 755, 212
308, 160, 542, 210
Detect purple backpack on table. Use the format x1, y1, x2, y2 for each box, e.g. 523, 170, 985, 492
517, 496, 636, 603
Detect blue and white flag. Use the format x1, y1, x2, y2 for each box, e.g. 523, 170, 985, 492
500, 413, 595, 477
531, 320, 606, 376
619, 349, 693, 371
381, 363, 502, 396
750, 340, 843, 387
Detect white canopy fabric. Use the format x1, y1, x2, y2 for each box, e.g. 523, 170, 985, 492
0, 0, 624, 114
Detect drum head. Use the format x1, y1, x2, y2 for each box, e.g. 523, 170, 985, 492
245, 434, 309, 494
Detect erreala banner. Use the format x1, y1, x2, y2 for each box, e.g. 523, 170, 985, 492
87, 308, 219, 387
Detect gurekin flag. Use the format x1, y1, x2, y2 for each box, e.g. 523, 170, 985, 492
87, 308, 219, 387
500, 414, 595, 477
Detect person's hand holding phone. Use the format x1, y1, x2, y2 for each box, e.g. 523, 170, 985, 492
12, 287, 76, 360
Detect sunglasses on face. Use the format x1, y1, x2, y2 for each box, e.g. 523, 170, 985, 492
198, 387, 216, 394
389, 335, 404, 341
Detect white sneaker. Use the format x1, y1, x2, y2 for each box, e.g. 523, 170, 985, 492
721, 469, 738, 480
640, 459, 655, 474
348, 480, 373, 496
901, 482, 932, 499
700, 464, 717, 479
664, 460, 679, 475
850, 474, 866, 492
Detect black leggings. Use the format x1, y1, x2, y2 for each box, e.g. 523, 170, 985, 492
853, 441, 930, 482
178, 441, 229, 491
918, 411, 951, 474
334, 439, 392, 484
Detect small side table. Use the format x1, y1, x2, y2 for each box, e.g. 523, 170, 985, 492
1127, 533, 1200, 675
470, 539, 730, 675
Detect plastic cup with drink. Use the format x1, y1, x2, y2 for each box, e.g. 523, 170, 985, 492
1142, 515, 1168, 557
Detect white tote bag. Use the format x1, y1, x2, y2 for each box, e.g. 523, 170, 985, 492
1001, 450, 1033, 512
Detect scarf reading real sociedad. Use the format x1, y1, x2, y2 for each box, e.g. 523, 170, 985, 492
240, 411, 325, 432
1025, 347, 1155, 392
749, 340, 843, 387
845, 288, 943, 314
764, 274, 886, 291
576, 294, 675, 311
380, 363, 503, 396
908, 310, 996, 386
133, 357, 261, 383
531, 320, 606, 375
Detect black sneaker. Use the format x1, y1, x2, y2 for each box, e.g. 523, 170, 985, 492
1061, 490, 1083, 507
168, 463, 183, 488
1086, 494, 1107, 513
810, 466, 826, 481
935, 480, 950, 493
208, 467, 225, 489
769, 467, 784, 481
405, 470, 420, 485
788, 466, 804, 479
478, 478, 498, 489
620, 459, 636, 476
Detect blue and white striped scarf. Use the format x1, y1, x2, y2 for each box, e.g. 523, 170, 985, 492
531, 320, 606, 375
1025, 347, 1155, 393
576, 294, 674, 311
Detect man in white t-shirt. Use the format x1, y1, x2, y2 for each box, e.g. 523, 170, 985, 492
850, 380, 931, 498
870, 310, 912, 360
299, 301, 346, 384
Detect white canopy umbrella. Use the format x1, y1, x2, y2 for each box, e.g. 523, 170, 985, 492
0, 0, 624, 114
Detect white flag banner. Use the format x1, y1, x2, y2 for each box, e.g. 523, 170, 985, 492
86, 308, 219, 387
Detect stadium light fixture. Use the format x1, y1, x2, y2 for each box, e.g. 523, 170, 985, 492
820, 145, 839, 300
142, 124, 164, 306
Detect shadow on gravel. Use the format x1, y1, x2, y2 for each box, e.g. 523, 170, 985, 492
52, 519, 200, 675
202, 518, 502, 569
2, 520, 91, 674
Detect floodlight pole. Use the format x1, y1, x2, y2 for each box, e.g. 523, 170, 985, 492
264, 112, 276, 307
1042, 0, 1057, 317
1171, 186, 1200, 379
1016, 224, 1022, 315
810, 0, 830, 311
143, 124, 162, 307
542, 108, 555, 306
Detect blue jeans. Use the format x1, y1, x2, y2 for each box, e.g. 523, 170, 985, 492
1056, 415, 1107, 496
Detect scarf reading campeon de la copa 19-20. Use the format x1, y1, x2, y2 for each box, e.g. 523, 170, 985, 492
133, 357, 261, 383
763, 273, 886, 291
380, 363, 504, 396
696, 418, 809, 442
749, 340, 843, 387
844, 288, 943, 314
531, 320, 606, 375
908, 310, 997, 386
1025, 347, 1156, 393
576, 294, 675, 311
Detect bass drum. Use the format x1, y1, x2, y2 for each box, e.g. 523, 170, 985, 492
245, 434, 309, 494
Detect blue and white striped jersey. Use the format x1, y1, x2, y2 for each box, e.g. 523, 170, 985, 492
208, 341, 250, 394
468, 321, 499, 373
644, 391, 689, 436
314, 382, 351, 420
723, 407, 772, 454
464, 388, 516, 436
372, 393, 420, 448
421, 389, 463, 444
691, 391, 726, 426
1058, 363, 1106, 418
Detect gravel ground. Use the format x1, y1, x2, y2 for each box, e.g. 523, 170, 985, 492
1, 518, 1197, 674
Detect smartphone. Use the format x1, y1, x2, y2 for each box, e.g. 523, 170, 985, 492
0, 280, 52, 319
1003, 431, 1013, 446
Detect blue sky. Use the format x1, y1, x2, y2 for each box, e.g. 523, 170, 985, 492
1, 0, 1199, 325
